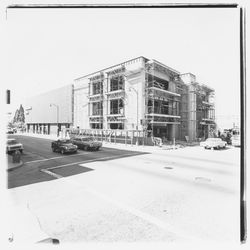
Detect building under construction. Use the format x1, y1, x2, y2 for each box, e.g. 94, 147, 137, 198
74, 56, 216, 143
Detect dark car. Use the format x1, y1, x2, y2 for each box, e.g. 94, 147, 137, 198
6, 138, 24, 153
7, 128, 14, 134
71, 136, 102, 151
51, 139, 78, 154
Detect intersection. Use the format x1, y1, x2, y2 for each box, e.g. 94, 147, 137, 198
6, 134, 240, 242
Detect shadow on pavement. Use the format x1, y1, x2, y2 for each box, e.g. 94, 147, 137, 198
8, 149, 149, 189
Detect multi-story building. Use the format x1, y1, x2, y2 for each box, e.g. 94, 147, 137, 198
73, 56, 216, 142
23, 56, 215, 142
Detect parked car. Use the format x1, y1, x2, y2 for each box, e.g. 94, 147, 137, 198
231, 135, 240, 147
51, 139, 78, 154
7, 128, 14, 134
200, 138, 227, 149
71, 136, 102, 151
6, 138, 24, 153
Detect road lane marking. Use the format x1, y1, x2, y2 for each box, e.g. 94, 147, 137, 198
46, 152, 140, 171
40, 169, 63, 179
24, 152, 92, 164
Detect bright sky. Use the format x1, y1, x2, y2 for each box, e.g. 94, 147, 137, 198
3, 5, 240, 129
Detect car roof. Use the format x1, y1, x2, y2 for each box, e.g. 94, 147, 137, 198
73, 136, 91, 139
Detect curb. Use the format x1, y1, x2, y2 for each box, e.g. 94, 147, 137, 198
7, 154, 24, 172
7, 160, 24, 172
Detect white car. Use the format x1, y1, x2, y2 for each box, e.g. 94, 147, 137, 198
231, 135, 240, 147
6, 138, 24, 153
200, 138, 227, 149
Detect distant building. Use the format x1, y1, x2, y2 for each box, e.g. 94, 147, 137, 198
74, 56, 216, 142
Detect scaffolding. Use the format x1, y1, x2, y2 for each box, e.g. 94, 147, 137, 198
145, 61, 182, 141
88, 72, 104, 129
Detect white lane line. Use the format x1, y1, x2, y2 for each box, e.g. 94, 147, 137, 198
46, 152, 140, 171
25, 152, 91, 164
40, 169, 63, 179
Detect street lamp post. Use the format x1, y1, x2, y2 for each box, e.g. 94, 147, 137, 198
50, 103, 59, 137
129, 86, 139, 146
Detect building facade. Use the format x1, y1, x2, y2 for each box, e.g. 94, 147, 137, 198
25, 84, 74, 135
73, 56, 216, 142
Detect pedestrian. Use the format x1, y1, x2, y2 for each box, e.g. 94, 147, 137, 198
12, 150, 21, 163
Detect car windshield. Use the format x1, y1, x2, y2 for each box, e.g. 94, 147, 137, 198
7, 139, 18, 145
59, 140, 71, 144
81, 137, 95, 141
207, 138, 220, 141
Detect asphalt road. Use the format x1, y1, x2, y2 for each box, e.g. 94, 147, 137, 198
7, 135, 147, 189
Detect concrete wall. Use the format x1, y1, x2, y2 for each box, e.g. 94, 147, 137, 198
25, 84, 73, 124
124, 58, 145, 130
74, 79, 89, 129
73, 57, 146, 131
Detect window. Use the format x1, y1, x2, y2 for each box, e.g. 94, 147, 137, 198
92, 81, 103, 95
91, 123, 103, 129
92, 102, 103, 116
146, 74, 169, 91
147, 100, 179, 116
110, 75, 124, 92
110, 99, 124, 114
110, 123, 124, 130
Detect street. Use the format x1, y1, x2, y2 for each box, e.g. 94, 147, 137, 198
8, 135, 147, 189
6, 135, 240, 243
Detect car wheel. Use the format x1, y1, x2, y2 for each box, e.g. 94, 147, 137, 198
61, 149, 65, 154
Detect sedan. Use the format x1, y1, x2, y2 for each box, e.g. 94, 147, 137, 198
200, 138, 227, 149
51, 139, 78, 154
71, 136, 102, 151
6, 138, 24, 153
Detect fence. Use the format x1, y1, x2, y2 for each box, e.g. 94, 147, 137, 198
67, 129, 156, 146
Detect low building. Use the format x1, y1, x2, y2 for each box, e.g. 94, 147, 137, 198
25, 84, 74, 135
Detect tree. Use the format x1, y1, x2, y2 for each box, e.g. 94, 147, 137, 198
13, 104, 25, 124
17, 104, 25, 123
13, 109, 19, 123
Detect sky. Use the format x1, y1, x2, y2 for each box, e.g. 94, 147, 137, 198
3, 5, 241, 129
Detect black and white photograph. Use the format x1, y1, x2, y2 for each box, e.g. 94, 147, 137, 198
1, 0, 247, 247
